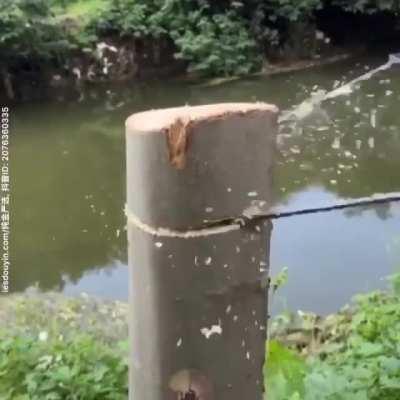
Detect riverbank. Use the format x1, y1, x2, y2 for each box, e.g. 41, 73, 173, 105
2, 272, 400, 399
2, 0, 400, 101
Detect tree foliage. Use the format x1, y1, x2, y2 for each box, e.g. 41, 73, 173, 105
95, 0, 260, 76
0, 0, 71, 68
1, 0, 400, 82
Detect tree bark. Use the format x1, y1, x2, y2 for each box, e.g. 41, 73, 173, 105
1, 67, 14, 101
126, 103, 278, 400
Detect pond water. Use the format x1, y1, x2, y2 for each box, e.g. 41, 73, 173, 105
12, 53, 400, 315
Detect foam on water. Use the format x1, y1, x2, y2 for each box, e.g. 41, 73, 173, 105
280, 53, 400, 124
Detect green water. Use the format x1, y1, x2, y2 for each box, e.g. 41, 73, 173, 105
11, 54, 400, 314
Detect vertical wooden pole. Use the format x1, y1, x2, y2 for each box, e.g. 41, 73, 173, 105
126, 103, 278, 400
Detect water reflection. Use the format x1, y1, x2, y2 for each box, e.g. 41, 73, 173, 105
11, 55, 400, 313
270, 188, 400, 315
12, 103, 126, 292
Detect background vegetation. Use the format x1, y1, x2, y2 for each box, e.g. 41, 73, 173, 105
1, 0, 400, 95
1, 273, 400, 399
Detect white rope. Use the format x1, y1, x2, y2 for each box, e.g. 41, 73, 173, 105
126, 191, 400, 235
125, 205, 241, 238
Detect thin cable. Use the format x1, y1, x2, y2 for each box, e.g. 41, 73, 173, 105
258, 192, 400, 220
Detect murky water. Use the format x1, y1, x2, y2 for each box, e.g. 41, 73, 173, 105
11, 54, 400, 314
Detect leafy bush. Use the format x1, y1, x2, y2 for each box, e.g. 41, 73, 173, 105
332, 0, 400, 14
264, 0, 323, 22
265, 273, 400, 400
95, 0, 260, 76
2, 0, 400, 84
0, 332, 128, 400
1, 274, 399, 399
0, 0, 71, 67
172, 10, 261, 76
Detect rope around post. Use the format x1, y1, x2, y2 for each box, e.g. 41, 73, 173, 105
125, 192, 400, 237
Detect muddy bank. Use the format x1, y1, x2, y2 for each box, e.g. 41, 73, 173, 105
2, 48, 356, 104
0, 291, 128, 343
0, 290, 353, 356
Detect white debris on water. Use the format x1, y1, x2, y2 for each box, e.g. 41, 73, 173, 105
290, 146, 301, 154
370, 109, 377, 128
331, 137, 340, 149
200, 321, 222, 339
344, 150, 353, 158
368, 137, 375, 149
155, 242, 163, 248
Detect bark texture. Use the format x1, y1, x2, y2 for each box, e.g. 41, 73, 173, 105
126, 103, 278, 400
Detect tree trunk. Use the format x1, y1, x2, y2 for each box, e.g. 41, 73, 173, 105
1, 67, 14, 101
126, 103, 278, 400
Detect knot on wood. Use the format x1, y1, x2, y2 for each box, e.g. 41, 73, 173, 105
181, 390, 199, 400
165, 117, 191, 170
169, 369, 214, 400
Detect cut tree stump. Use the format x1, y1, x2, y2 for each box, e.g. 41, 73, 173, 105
126, 103, 278, 400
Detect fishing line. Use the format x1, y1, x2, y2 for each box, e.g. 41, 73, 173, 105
256, 192, 400, 221
279, 52, 400, 123
268, 53, 400, 220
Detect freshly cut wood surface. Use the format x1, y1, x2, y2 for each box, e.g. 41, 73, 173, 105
126, 103, 278, 134
126, 102, 278, 229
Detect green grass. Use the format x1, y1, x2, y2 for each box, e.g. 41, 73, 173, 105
1, 274, 399, 399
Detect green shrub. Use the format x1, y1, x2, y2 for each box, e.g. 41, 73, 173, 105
265, 0, 323, 22
0, 332, 128, 400
1, 274, 399, 399
3, 0, 400, 82
265, 273, 400, 400
332, 0, 400, 14
95, 0, 261, 76
171, 10, 261, 76
0, 0, 71, 68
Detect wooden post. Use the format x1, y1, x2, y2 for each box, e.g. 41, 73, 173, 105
125, 103, 278, 400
